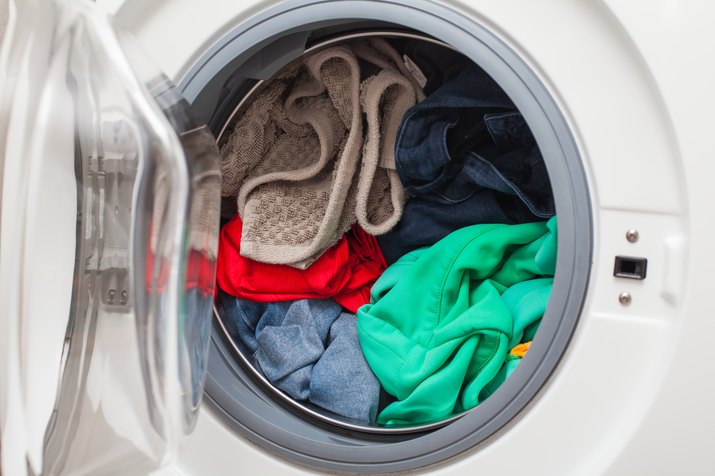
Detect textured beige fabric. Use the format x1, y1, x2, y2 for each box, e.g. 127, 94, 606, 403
152, 125, 222, 258
356, 69, 415, 235
220, 39, 422, 267
0, 0, 10, 46
0, 0, 7, 47
185, 127, 222, 257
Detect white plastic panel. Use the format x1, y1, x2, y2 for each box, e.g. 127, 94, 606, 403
588, 210, 686, 320
0, 1, 220, 475
103, 0, 709, 474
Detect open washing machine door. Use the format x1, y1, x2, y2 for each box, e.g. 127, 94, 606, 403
101, 0, 712, 474
0, 1, 221, 475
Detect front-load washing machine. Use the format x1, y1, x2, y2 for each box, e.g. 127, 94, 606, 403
1, 0, 714, 474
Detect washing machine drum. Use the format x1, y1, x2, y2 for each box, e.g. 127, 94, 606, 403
189, 11, 591, 474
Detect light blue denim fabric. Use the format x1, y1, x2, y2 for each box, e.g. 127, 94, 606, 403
217, 291, 380, 423
311, 313, 381, 423
184, 289, 213, 408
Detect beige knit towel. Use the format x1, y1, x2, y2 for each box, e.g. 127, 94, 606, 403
220, 39, 422, 267
237, 45, 363, 268
356, 69, 415, 235
185, 128, 222, 257
152, 125, 222, 258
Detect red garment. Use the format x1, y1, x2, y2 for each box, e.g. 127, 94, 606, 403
216, 215, 386, 313
146, 248, 216, 296
186, 250, 217, 296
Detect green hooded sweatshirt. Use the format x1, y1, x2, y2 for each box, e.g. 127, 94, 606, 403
357, 217, 557, 426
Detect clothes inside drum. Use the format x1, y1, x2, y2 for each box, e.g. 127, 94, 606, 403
213, 32, 557, 433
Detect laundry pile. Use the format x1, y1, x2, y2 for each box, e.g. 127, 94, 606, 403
216, 38, 557, 426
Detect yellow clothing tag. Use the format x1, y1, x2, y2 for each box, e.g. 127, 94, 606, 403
509, 341, 532, 358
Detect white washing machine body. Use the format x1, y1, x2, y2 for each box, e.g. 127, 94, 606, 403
1, 0, 714, 474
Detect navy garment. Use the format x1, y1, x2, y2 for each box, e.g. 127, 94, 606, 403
379, 64, 555, 264
398, 39, 471, 95
217, 291, 381, 423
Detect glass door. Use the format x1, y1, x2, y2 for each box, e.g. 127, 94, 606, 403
0, 1, 220, 474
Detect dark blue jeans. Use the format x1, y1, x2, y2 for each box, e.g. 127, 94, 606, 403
398, 39, 471, 95
380, 64, 555, 264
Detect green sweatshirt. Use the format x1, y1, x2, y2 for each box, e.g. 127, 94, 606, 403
357, 217, 557, 426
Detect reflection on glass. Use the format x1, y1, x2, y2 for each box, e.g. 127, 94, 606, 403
0, 1, 220, 474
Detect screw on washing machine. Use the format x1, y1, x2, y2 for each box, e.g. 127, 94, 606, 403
626, 229, 639, 242
108, 288, 116, 304
618, 292, 632, 306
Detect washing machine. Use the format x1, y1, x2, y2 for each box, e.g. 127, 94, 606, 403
1, 0, 714, 474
